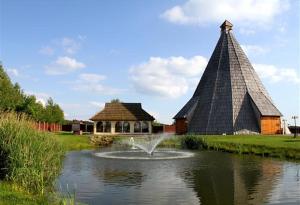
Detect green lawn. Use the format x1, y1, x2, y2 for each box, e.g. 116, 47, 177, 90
155, 135, 300, 160
202, 135, 300, 149
0, 182, 47, 205
197, 135, 300, 159
52, 132, 94, 151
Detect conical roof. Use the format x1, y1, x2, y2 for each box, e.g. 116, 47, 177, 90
174, 20, 281, 134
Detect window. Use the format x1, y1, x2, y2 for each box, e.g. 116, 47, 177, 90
115, 121, 122, 132
123, 121, 130, 133
142, 121, 149, 133
96, 121, 104, 132
115, 121, 130, 133
104, 121, 111, 133
134, 122, 141, 133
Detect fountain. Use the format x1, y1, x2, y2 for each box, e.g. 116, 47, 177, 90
94, 134, 194, 160
129, 135, 166, 155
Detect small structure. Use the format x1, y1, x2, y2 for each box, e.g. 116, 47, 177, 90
174, 20, 282, 135
90, 102, 155, 135
72, 120, 82, 135
69, 120, 94, 134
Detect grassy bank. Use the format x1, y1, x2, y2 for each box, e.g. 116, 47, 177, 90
180, 135, 300, 160
158, 136, 181, 148
0, 113, 78, 204
52, 132, 94, 151
0, 112, 65, 194
0, 182, 48, 205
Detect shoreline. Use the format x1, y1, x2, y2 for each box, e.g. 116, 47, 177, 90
175, 135, 300, 160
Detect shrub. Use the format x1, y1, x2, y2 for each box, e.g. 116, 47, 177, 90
0, 112, 65, 195
180, 135, 203, 149
91, 135, 115, 146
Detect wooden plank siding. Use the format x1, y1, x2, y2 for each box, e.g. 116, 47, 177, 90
260, 116, 281, 134
175, 119, 188, 135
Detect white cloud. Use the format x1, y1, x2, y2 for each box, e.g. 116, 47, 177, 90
239, 28, 256, 35
40, 36, 84, 56
79, 73, 106, 82
89, 101, 105, 108
253, 64, 300, 84
45, 56, 86, 75
61, 37, 80, 54
130, 56, 207, 98
61, 102, 104, 120
25, 91, 50, 106
241, 44, 269, 56
39, 46, 54, 56
6, 68, 19, 77
72, 73, 121, 95
162, 0, 289, 28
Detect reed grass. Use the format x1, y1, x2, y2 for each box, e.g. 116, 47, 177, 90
0, 112, 65, 195
158, 135, 181, 148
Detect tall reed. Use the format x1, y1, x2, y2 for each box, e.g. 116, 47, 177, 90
0, 112, 65, 195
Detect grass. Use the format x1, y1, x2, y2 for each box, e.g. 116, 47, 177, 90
0, 182, 80, 205
0, 182, 47, 205
52, 132, 94, 151
0, 112, 65, 195
158, 135, 181, 148
180, 135, 300, 160
0, 113, 84, 205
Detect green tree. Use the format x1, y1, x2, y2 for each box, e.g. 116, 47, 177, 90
17, 95, 46, 121
0, 63, 64, 123
0, 64, 24, 111
44, 98, 64, 123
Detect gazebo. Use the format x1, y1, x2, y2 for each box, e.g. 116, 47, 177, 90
90, 102, 155, 135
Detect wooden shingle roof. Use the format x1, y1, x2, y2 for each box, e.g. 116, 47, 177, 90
90, 102, 155, 121
174, 20, 281, 134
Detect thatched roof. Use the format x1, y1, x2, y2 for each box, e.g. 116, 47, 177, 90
90, 102, 155, 121
174, 20, 281, 134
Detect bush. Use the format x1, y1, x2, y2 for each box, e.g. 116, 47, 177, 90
180, 135, 203, 149
91, 135, 115, 146
0, 112, 65, 195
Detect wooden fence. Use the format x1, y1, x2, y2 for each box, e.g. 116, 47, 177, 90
34, 122, 61, 132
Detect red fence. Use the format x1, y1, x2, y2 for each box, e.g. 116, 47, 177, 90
34, 122, 61, 132
163, 124, 176, 133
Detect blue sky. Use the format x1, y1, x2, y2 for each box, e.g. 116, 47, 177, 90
1, 0, 299, 124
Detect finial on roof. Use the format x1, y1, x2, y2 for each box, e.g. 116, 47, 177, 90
220, 20, 233, 32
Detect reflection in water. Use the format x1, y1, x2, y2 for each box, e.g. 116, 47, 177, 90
57, 148, 300, 205
183, 152, 283, 205
97, 169, 144, 187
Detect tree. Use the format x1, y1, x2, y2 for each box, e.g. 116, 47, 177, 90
111, 98, 121, 103
0, 64, 24, 111
0, 63, 65, 123
44, 98, 64, 123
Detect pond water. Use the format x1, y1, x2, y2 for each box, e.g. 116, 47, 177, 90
57, 147, 300, 205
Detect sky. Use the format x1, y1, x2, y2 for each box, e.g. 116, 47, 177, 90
0, 0, 299, 125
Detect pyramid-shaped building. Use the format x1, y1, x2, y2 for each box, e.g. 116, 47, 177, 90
174, 20, 281, 135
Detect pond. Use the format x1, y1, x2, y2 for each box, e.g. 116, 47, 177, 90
57, 147, 300, 205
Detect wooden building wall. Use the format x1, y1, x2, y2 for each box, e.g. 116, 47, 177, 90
163, 124, 176, 133
260, 116, 281, 134
175, 118, 187, 135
